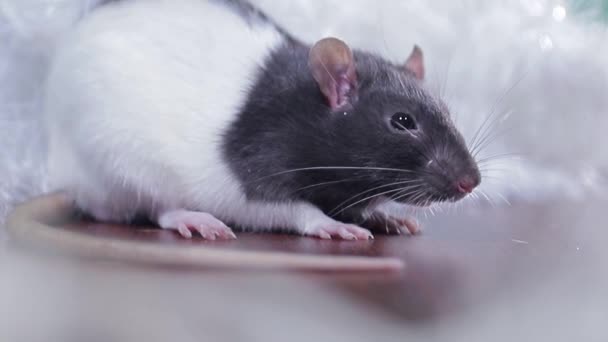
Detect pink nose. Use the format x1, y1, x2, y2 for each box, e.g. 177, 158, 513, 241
456, 177, 476, 194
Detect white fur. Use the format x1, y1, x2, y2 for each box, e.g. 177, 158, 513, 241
44, 0, 343, 233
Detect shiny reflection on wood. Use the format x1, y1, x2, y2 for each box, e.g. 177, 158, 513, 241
6, 192, 603, 322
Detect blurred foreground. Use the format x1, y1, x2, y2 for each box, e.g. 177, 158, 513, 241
2, 196, 607, 341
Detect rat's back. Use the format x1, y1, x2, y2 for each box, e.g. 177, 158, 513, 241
44, 0, 285, 221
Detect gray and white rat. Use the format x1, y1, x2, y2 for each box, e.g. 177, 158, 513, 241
44, 0, 480, 243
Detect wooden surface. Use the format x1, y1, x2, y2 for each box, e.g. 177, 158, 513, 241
6, 193, 592, 322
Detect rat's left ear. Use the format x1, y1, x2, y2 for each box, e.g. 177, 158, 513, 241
404, 45, 425, 81
308, 37, 358, 111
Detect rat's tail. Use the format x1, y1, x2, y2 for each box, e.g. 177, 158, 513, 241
7, 193, 403, 272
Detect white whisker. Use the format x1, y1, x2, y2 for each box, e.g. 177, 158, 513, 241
292, 176, 365, 193
329, 180, 425, 216
332, 186, 421, 217
255, 166, 421, 182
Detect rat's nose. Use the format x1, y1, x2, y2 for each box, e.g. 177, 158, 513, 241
455, 176, 478, 194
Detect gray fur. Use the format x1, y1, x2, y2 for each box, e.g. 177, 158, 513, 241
223, 41, 480, 225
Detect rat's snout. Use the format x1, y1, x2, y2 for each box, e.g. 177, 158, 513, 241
455, 174, 480, 194
423, 153, 481, 202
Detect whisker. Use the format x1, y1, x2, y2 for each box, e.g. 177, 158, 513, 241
478, 167, 510, 173
478, 189, 496, 208
332, 183, 426, 217
428, 197, 437, 216
390, 187, 425, 204
470, 191, 480, 201
478, 175, 504, 181
470, 108, 514, 157
469, 66, 531, 155
291, 176, 365, 194
401, 188, 428, 206
328, 179, 424, 216
471, 120, 518, 158
476, 152, 522, 165
331, 187, 416, 217
470, 84, 520, 153
441, 51, 454, 101
495, 192, 511, 206
252, 166, 421, 183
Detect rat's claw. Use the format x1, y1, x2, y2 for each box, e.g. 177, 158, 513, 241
305, 222, 374, 240
318, 231, 332, 240
398, 218, 419, 235
346, 225, 375, 240
207, 223, 237, 240
201, 230, 217, 241
158, 210, 237, 240
177, 223, 192, 239
338, 228, 356, 240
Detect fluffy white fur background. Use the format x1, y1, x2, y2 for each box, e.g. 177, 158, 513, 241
1, 0, 607, 229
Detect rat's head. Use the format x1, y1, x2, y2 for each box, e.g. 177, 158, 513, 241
307, 38, 480, 206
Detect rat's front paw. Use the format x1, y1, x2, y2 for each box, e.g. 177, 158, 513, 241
304, 222, 374, 240
362, 214, 420, 235
158, 210, 237, 240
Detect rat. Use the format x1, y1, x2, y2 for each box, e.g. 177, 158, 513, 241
43, 0, 481, 245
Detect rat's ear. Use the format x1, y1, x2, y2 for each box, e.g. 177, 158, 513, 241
308, 37, 358, 110
404, 45, 425, 81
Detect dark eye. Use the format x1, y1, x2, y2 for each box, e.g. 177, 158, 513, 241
390, 112, 417, 131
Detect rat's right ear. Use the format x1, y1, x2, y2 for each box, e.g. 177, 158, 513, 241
308, 37, 358, 111
403, 45, 425, 81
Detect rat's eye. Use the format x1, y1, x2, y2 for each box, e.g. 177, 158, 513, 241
390, 112, 417, 131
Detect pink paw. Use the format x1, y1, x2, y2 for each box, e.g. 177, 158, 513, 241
158, 210, 236, 240
305, 222, 374, 240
